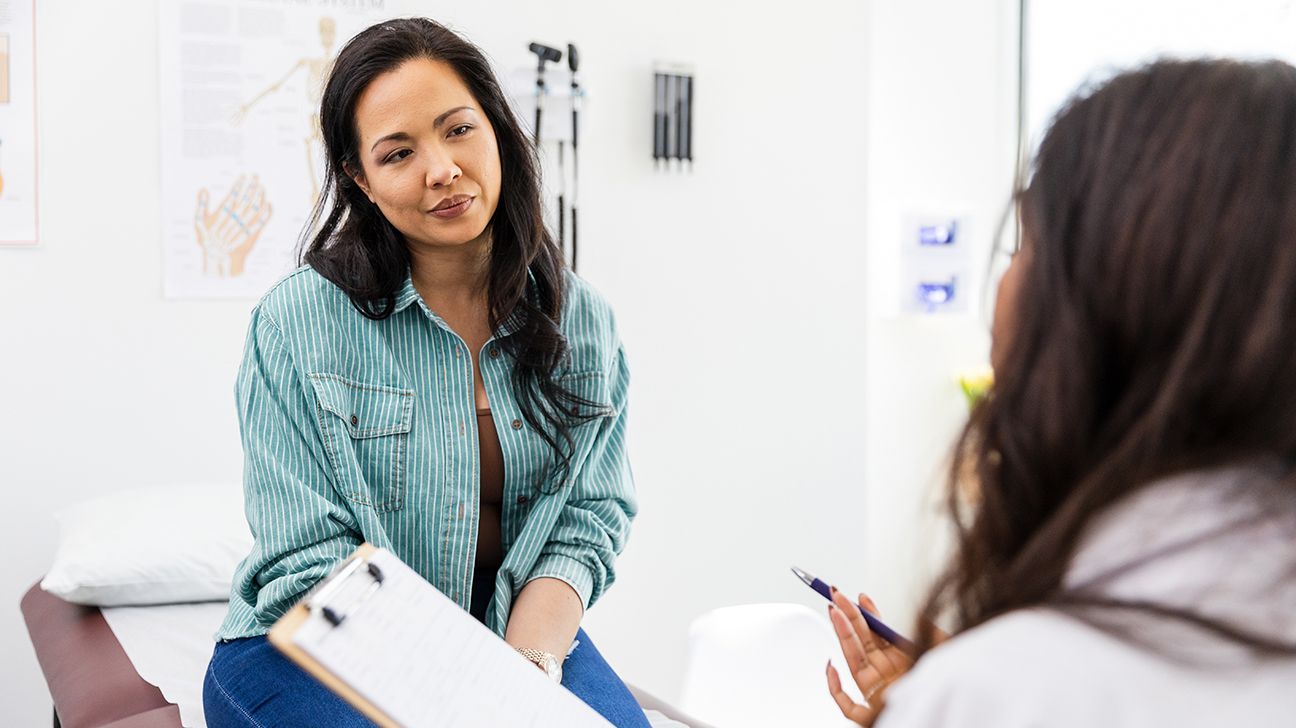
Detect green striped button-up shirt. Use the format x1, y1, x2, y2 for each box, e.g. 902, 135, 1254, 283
215, 266, 635, 639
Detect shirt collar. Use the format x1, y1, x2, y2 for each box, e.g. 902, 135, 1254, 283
391, 271, 422, 314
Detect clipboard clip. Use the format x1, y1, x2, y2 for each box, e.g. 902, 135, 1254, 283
308, 554, 386, 628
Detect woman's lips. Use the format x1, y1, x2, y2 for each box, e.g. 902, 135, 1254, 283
429, 197, 473, 219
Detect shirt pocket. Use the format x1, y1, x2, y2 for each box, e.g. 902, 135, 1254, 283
308, 373, 414, 513
560, 370, 615, 418
555, 370, 617, 481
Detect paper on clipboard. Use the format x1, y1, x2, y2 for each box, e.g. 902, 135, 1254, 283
269, 545, 612, 728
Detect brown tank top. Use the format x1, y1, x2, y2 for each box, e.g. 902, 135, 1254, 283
475, 409, 505, 569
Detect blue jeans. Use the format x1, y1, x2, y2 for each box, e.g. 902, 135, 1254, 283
203, 628, 651, 728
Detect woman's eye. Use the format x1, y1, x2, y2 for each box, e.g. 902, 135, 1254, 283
383, 149, 412, 164
449, 124, 472, 138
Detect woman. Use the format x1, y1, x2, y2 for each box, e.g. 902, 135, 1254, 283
826, 59, 1296, 726
203, 18, 648, 728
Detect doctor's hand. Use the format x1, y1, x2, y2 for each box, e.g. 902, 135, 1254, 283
824, 589, 914, 726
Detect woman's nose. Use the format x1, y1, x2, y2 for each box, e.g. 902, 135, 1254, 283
424, 149, 462, 189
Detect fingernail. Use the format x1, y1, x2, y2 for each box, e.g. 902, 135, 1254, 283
830, 585, 838, 595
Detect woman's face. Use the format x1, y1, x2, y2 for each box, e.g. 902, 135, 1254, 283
990, 236, 1031, 372
349, 57, 502, 251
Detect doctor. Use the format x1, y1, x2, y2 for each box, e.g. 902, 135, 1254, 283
825, 59, 1296, 727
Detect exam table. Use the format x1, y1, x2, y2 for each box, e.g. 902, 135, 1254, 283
22, 582, 710, 728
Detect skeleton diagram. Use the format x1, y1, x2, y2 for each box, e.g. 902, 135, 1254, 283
232, 16, 337, 206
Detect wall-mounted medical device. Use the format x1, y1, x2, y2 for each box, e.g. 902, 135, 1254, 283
901, 213, 971, 315
653, 63, 693, 169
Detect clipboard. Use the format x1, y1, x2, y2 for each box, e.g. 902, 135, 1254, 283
268, 543, 612, 727
269, 543, 399, 726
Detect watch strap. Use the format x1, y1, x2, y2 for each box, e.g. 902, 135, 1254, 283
515, 647, 562, 680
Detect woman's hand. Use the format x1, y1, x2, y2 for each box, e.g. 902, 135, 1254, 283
825, 589, 914, 726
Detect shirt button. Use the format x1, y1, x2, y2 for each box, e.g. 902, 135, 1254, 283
350, 415, 359, 426
516, 495, 529, 505
455, 349, 462, 358
489, 348, 500, 359
511, 419, 523, 430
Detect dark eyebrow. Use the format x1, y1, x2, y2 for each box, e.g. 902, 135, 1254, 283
370, 131, 412, 152
435, 106, 473, 128
369, 106, 475, 152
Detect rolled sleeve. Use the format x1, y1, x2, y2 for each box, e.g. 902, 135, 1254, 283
525, 345, 636, 609
527, 553, 598, 608
233, 307, 361, 628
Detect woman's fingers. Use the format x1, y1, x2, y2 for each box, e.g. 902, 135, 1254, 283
826, 661, 873, 726
826, 588, 912, 725
832, 586, 873, 646
857, 594, 920, 673
837, 590, 904, 679
859, 593, 914, 675
837, 589, 876, 650
824, 590, 896, 725
828, 602, 869, 677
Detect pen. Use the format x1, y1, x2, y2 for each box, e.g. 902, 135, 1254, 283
791, 566, 916, 655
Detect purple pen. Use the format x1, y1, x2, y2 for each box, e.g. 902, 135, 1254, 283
792, 566, 916, 655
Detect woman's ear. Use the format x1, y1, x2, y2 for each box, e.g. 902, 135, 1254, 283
344, 162, 374, 202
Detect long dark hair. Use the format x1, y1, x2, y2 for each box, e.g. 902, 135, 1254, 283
917, 59, 1296, 657
302, 18, 599, 482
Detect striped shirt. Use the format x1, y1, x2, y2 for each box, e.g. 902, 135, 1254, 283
215, 266, 635, 639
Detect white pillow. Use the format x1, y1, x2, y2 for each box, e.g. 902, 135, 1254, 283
41, 484, 252, 606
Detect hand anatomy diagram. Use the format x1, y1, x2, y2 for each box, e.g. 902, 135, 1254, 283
194, 175, 272, 278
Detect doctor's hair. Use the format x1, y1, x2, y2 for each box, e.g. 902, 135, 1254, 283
918, 59, 1296, 659
300, 17, 601, 486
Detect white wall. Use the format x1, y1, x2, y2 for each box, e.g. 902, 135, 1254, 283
1026, 0, 1296, 149
0, 1, 1019, 725
441, 0, 875, 709
2, 2, 253, 723
860, 0, 1019, 623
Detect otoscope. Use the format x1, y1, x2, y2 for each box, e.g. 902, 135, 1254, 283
528, 42, 562, 144
568, 42, 582, 272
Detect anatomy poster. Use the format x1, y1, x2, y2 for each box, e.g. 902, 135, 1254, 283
159, 0, 388, 298
0, 0, 37, 245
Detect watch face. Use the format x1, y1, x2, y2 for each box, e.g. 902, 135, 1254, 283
544, 655, 562, 682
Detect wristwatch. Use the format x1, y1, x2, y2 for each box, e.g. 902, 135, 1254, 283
515, 647, 563, 683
